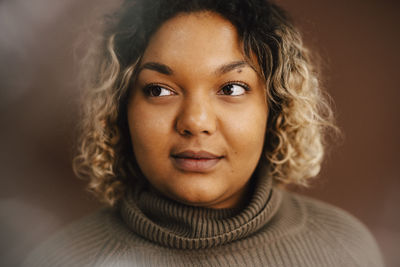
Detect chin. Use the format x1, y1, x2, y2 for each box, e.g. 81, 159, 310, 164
168, 186, 225, 208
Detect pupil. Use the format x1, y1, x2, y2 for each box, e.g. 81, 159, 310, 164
151, 86, 162, 96
223, 85, 233, 95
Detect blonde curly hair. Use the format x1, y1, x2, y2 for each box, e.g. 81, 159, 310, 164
73, 0, 339, 205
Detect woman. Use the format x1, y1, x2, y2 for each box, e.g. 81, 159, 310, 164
25, 0, 384, 266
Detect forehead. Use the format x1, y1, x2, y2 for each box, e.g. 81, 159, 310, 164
141, 12, 245, 69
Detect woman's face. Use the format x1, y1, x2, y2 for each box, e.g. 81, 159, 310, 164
127, 12, 268, 209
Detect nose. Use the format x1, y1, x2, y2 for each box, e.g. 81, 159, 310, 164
175, 95, 217, 137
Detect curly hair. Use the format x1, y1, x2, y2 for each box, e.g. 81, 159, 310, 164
73, 0, 339, 205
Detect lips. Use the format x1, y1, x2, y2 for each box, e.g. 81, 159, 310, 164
171, 150, 223, 172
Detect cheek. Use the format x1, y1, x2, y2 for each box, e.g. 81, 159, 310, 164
127, 102, 172, 159
220, 102, 268, 156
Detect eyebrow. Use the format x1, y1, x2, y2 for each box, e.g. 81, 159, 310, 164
137, 60, 252, 76
215, 60, 250, 75
138, 62, 174, 75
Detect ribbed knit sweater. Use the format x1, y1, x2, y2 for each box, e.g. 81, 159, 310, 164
24, 169, 384, 267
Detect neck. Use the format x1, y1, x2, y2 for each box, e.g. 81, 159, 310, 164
119, 161, 282, 249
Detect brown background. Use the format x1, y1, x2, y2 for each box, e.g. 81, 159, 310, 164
0, 0, 399, 266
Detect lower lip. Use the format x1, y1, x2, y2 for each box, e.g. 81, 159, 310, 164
171, 157, 222, 172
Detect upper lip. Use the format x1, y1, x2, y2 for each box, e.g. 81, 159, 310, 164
171, 150, 223, 159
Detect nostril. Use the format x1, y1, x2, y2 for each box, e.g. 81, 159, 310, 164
178, 128, 211, 136
183, 129, 191, 136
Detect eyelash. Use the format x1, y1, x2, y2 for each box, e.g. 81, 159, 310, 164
143, 83, 176, 97
142, 81, 251, 97
218, 81, 251, 96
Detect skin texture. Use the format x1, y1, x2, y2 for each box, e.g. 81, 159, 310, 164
127, 12, 268, 209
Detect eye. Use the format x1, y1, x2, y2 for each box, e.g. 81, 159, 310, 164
218, 83, 249, 96
144, 84, 175, 97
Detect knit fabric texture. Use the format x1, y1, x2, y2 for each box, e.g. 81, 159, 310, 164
24, 167, 385, 267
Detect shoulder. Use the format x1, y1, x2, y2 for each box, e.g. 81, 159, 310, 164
283, 191, 385, 266
22, 208, 138, 267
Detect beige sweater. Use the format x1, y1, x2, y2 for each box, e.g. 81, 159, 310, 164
24, 169, 384, 266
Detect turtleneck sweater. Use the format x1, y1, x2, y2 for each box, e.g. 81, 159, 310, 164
24, 168, 384, 267
119, 165, 281, 250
